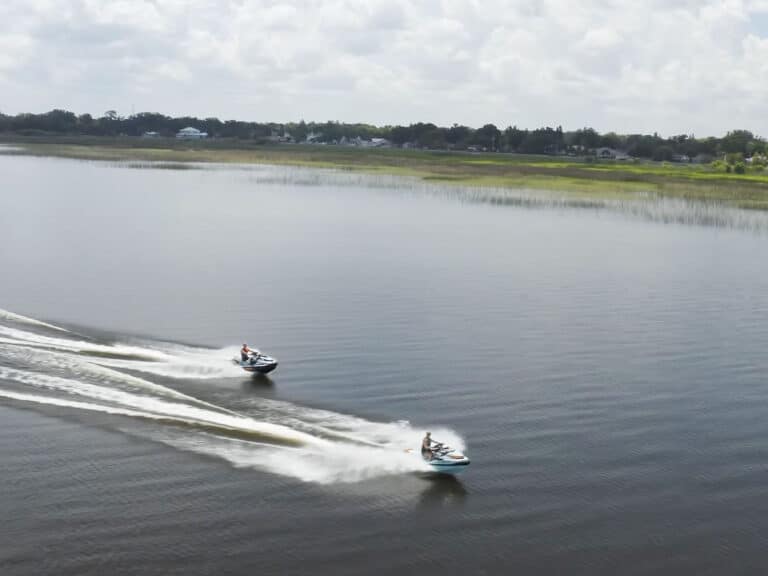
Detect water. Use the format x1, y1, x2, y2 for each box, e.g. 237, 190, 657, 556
2, 154, 768, 574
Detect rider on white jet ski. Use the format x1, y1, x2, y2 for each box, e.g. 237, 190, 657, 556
241, 343, 260, 364
422, 432, 436, 460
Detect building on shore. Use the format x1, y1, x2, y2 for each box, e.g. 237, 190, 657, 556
596, 147, 631, 160
176, 127, 208, 139
267, 130, 294, 143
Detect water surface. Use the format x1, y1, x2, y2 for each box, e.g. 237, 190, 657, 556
2, 155, 768, 575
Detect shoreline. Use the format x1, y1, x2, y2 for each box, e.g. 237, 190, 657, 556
3, 136, 768, 210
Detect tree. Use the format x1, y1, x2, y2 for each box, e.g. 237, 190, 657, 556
290, 120, 309, 142
389, 125, 413, 146
626, 134, 662, 159
473, 124, 501, 151
598, 131, 622, 149
446, 124, 471, 148
652, 145, 674, 161
572, 127, 600, 150
77, 113, 94, 132
721, 130, 754, 154
519, 127, 563, 154
502, 126, 527, 152
1, 108, 767, 160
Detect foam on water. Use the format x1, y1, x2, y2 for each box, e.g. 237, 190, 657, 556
0, 341, 237, 413
248, 396, 465, 451
0, 324, 246, 379
0, 309, 462, 483
150, 433, 433, 484
0, 366, 316, 443
0, 308, 70, 332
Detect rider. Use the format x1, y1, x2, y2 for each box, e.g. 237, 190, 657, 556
421, 432, 435, 460
240, 343, 251, 362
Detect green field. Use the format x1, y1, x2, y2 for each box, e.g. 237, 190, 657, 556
4, 136, 768, 209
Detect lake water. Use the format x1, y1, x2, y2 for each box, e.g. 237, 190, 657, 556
2, 153, 768, 575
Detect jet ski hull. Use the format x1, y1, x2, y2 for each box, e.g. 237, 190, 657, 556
406, 446, 470, 475
232, 354, 278, 375
241, 362, 278, 374
427, 457, 470, 475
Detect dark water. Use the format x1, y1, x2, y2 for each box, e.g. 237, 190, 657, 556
2, 154, 768, 575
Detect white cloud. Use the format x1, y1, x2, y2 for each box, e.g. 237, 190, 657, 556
1, 0, 768, 135
0, 34, 34, 74
578, 27, 622, 52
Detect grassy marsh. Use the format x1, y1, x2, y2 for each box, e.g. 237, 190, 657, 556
4, 137, 768, 209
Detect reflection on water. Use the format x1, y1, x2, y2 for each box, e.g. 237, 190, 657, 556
241, 374, 276, 389
241, 162, 768, 233
6, 152, 768, 233
418, 476, 469, 509
135, 159, 768, 233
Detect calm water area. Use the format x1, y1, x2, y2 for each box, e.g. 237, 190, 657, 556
1, 153, 768, 575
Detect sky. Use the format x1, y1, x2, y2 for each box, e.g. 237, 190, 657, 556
2, 0, 768, 136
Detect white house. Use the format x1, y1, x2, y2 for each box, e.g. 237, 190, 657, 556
176, 127, 208, 139
596, 147, 631, 160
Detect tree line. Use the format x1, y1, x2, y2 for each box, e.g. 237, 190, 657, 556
1, 108, 765, 161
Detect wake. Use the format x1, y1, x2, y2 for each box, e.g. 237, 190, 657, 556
0, 308, 462, 483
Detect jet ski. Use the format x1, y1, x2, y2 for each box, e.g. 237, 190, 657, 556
232, 350, 278, 374
407, 442, 470, 475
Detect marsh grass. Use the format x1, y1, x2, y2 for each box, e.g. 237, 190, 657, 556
4, 137, 768, 209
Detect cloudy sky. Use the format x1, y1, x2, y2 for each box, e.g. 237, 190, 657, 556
2, 0, 768, 135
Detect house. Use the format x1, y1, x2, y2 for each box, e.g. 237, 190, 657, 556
596, 147, 616, 159
596, 147, 631, 160
142, 131, 160, 138
266, 130, 294, 143
176, 127, 208, 139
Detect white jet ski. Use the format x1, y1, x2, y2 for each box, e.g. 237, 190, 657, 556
407, 442, 470, 475
232, 350, 278, 374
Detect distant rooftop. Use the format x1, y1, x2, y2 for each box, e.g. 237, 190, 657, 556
176, 126, 208, 139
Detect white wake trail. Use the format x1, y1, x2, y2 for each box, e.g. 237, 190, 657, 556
0, 308, 70, 332
250, 397, 465, 451
0, 342, 238, 414
0, 325, 243, 380
0, 367, 322, 447
0, 309, 466, 484
155, 434, 433, 484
